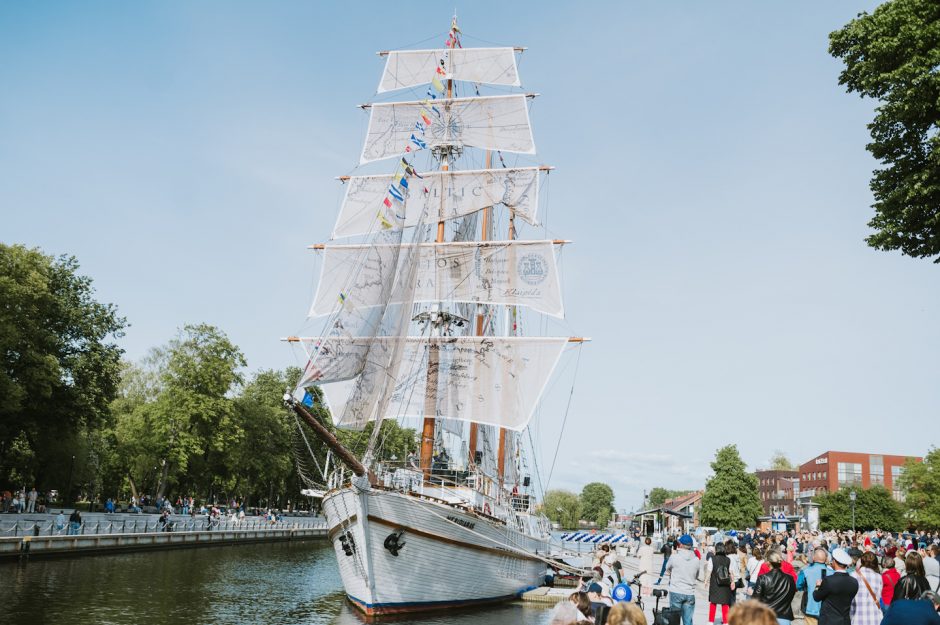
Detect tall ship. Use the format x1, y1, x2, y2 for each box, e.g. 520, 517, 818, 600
284, 17, 586, 616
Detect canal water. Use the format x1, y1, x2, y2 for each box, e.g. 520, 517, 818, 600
0, 540, 555, 624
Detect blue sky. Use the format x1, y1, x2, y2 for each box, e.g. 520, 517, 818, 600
2, 1, 937, 510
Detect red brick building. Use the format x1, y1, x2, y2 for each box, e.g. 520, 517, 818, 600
798, 451, 920, 501
755, 469, 799, 516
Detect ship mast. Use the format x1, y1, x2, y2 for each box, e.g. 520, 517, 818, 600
419, 17, 459, 480
467, 150, 492, 470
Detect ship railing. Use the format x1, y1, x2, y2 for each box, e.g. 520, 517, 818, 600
375, 461, 542, 530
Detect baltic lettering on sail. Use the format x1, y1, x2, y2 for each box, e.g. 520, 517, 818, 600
311, 240, 564, 318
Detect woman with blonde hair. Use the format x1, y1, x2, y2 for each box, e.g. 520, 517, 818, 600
727, 601, 777, 625
607, 601, 648, 625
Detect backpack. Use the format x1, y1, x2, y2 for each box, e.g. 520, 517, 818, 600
715, 562, 731, 587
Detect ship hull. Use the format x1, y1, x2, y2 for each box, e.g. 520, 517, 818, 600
322, 485, 548, 616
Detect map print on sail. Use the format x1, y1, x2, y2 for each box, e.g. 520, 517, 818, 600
377, 47, 520, 93
320, 337, 568, 431
298, 219, 412, 387
360, 94, 535, 164
310, 240, 564, 318
332, 167, 540, 238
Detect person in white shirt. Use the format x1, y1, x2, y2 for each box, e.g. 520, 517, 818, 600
924, 544, 940, 592
746, 547, 764, 592
636, 536, 656, 589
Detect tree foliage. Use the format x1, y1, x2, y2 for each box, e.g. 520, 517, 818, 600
580, 482, 615, 527
829, 0, 940, 262
542, 489, 581, 529
769, 450, 796, 471
648, 487, 693, 508
0, 244, 126, 488
898, 448, 939, 529
700, 445, 763, 529
816, 486, 905, 531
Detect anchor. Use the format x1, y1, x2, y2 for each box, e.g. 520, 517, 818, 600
383, 529, 406, 556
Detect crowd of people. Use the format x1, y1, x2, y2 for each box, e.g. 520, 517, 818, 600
548, 527, 940, 625
1, 487, 47, 513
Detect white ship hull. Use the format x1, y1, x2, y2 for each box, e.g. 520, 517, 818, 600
322, 484, 549, 615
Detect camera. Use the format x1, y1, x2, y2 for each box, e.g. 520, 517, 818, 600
652, 588, 668, 598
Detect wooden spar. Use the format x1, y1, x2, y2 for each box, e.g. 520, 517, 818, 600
468, 149, 493, 468
376, 47, 527, 56
358, 93, 537, 109
336, 166, 553, 181
497, 189, 520, 488
419, 68, 454, 480
286, 396, 367, 478
281, 336, 591, 343
307, 239, 570, 250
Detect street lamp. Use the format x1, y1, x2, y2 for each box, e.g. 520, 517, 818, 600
849, 490, 857, 533
65, 454, 75, 507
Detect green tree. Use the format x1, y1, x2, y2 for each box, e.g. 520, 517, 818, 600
104, 325, 246, 502
229, 368, 300, 508
769, 450, 796, 471
816, 486, 904, 531
898, 449, 939, 529
153, 324, 246, 499
542, 489, 581, 529
0, 244, 127, 489
829, 0, 940, 262
647, 487, 692, 508
700, 445, 763, 529
338, 420, 417, 464
580, 482, 615, 527
105, 359, 164, 499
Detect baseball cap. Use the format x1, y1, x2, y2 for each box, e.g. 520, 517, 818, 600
588, 583, 604, 594
678, 534, 693, 546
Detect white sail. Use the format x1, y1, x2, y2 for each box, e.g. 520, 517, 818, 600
360, 95, 535, 164
310, 240, 564, 318
319, 336, 568, 430
332, 167, 540, 238
377, 47, 520, 93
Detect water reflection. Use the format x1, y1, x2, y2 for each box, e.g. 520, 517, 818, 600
0, 540, 553, 625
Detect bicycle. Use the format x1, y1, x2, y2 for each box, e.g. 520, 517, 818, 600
628, 571, 646, 611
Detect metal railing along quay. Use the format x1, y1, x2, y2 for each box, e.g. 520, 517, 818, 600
0, 515, 328, 559
0, 516, 327, 537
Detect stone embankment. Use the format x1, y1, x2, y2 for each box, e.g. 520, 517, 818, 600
0, 512, 327, 559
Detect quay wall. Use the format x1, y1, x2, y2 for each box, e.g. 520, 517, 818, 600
0, 527, 327, 559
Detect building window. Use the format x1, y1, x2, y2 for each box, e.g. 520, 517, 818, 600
838, 462, 862, 486
870, 455, 884, 486
892, 465, 905, 501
